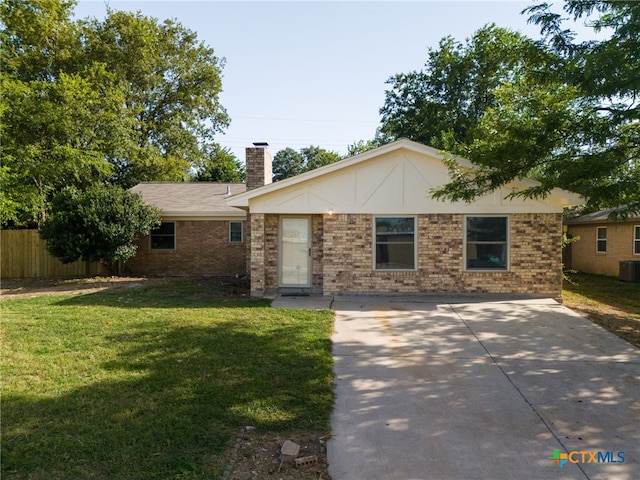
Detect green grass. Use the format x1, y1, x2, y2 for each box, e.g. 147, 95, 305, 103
563, 272, 640, 319
563, 272, 640, 349
1, 282, 334, 479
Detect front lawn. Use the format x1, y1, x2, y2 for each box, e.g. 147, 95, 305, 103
563, 272, 640, 348
1, 280, 334, 479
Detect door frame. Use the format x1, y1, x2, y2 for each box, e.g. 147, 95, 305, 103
278, 215, 312, 288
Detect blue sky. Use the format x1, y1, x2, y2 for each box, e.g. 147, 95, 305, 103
75, 1, 584, 160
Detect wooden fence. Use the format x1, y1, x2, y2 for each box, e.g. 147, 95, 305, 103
1, 230, 107, 279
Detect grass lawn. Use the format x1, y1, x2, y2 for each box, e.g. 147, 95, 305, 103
1, 280, 334, 479
563, 272, 640, 348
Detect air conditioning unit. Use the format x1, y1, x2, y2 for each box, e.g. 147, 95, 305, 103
619, 261, 640, 282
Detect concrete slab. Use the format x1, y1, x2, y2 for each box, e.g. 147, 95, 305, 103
328, 297, 640, 480
270, 294, 334, 310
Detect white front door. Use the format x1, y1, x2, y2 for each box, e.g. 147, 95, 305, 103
279, 217, 311, 287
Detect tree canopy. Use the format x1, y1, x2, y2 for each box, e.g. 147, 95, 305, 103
1, 0, 230, 227
379, 24, 551, 151
272, 146, 342, 181
378, 1, 639, 217
192, 144, 245, 183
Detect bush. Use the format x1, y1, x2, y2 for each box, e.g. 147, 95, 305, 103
40, 185, 161, 271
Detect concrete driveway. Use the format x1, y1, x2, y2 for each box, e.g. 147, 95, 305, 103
326, 296, 640, 480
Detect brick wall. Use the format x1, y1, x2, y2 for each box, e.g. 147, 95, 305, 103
311, 215, 324, 291
320, 213, 563, 299
245, 147, 273, 190
249, 214, 323, 295
126, 220, 247, 277
248, 213, 279, 295
567, 222, 639, 276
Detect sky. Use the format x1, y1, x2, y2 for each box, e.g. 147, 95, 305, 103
74, 0, 587, 161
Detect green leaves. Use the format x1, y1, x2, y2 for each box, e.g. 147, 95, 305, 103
1, 1, 229, 226
40, 184, 161, 267
272, 146, 341, 181
379, 25, 550, 149
192, 144, 244, 182
380, 2, 640, 218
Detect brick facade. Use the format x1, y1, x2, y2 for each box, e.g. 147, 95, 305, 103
566, 222, 639, 276
250, 213, 563, 299
126, 220, 247, 277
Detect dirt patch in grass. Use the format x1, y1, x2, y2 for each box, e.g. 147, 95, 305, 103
1, 276, 156, 298
0, 275, 249, 300
224, 428, 330, 480
563, 273, 640, 349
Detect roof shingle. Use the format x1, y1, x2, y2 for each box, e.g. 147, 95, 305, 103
131, 182, 247, 217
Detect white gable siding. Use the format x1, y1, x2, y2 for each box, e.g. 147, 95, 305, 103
246, 149, 569, 214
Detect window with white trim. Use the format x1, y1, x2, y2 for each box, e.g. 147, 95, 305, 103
150, 222, 175, 250
634, 226, 640, 255
596, 227, 607, 253
229, 221, 243, 243
374, 217, 416, 270
465, 216, 508, 270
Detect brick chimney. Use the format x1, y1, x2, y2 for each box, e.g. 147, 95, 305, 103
245, 142, 273, 190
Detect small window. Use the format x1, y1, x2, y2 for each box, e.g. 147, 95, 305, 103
374, 217, 416, 270
465, 216, 508, 270
634, 226, 640, 255
596, 227, 607, 253
150, 222, 175, 250
229, 221, 243, 243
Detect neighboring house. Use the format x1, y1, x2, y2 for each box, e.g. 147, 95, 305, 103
127, 182, 249, 277
564, 208, 640, 277
226, 139, 582, 300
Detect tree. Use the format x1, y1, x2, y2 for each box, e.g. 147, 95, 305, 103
192, 144, 244, 182
79, 9, 229, 187
272, 148, 304, 181
433, 1, 639, 217
272, 146, 341, 181
379, 24, 551, 150
346, 138, 386, 156
39, 184, 161, 272
0, 0, 229, 227
377, 5, 639, 217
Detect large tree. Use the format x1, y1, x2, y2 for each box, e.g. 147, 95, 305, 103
272, 146, 341, 181
379, 3, 639, 217
0, 0, 229, 227
379, 24, 552, 150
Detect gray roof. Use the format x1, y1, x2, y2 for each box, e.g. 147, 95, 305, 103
131, 182, 247, 217
564, 207, 640, 224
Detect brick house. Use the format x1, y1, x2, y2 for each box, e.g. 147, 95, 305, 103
126, 145, 272, 278
126, 182, 249, 277
227, 139, 582, 299
564, 208, 640, 277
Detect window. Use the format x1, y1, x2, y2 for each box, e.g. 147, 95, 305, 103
465, 216, 508, 270
635, 226, 640, 255
150, 222, 175, 250
596, 227, 607, 253
229, 221, 243, 243
374, 217, 416, 270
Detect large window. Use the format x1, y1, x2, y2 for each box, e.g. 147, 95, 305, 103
465, 216, 508, 270
374, 217, 416, 270
229, 221, 243, 243
634, 226, 640, 255
596, 227, 607, 253
150, 222, 175, 250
